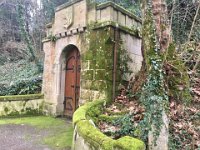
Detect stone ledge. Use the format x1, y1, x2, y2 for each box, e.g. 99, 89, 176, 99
0, 94, 44, 102
96, 1, 142, 23
90, 21, 141, 38
72, 100, 145, 150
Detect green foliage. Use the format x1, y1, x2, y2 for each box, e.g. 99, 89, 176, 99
0, 77, 42, 96
47, 34, 57, 42
139, 58, 168, 141
0, 60, 42, 96
113, 114, 135, 137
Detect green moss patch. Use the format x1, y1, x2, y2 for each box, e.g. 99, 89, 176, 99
73, 100, 104, 126
114, 136, 145, 150
77, 120, 114, 149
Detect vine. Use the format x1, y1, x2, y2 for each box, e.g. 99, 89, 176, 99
137, 0, 169, 145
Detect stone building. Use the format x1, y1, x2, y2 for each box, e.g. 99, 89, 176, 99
42, 0, 142, 117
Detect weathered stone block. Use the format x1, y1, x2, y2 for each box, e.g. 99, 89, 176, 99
82, 70, 94, 80
95, 69, 105, 80
105, 70, 113, 81
82, 61, 90, 70
118, 12, 126, 26
81, 80, 92, 89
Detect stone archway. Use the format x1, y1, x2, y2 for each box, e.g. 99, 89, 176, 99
64, 46, 80, 117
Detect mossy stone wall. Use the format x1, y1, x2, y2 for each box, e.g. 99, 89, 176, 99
72, 100, 146, 150
81, 28, 115, 102
0, 94, 44, 117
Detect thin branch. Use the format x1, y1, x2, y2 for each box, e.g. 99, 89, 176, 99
188, 1, 200, 41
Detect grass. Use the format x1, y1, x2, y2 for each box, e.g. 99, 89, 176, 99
0, 116, 73, 149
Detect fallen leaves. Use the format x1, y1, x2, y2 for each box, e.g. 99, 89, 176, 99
169, 100, 200, 149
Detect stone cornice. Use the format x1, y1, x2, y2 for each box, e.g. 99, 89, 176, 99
96, 1, 142, 23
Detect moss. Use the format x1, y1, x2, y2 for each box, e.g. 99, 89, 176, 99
0, 99, 44, 117
95, 70, 106, 80
82, 70, 94, 80
72, 100, 104, 126
25, 107, 42, 116
114, 136, 145, 150
90, 81, 106, 91
76, 120, 114, 150
86, 103, 103, 123
73, 100, 146, 150
82, 28, 114, 102
84, 51, 94, 60
4, 107, 9, 113
165, 43, 192, 103
90, 21, 141, 37
0, 94, 44, 101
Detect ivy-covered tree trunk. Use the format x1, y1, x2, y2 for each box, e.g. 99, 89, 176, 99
141, 0, 170, 149
139, 0, 192, 149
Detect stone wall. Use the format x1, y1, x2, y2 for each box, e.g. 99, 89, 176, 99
81, 28, 115, 103
72, 100, 146, 150
0, 94, 44, 117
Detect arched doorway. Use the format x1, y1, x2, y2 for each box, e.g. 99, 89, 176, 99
64, 47, 80, 117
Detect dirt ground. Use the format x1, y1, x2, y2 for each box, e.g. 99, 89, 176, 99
0, 117, 72, 150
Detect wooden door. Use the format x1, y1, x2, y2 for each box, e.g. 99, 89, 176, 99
64, 48, 80, 117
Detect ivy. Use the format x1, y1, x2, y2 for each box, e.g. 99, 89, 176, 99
137, 0, 169, 145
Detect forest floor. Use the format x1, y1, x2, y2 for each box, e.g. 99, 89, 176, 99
0, 116, 73, 150
98, 77, 200, 149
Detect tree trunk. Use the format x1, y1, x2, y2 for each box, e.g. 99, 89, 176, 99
152, 0, 171, 52
141, 0, 170, 149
